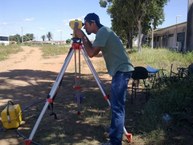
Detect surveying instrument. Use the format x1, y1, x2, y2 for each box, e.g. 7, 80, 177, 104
24, 19, 132, 145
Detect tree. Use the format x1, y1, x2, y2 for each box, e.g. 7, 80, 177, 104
47, 32, 52, 41
99, 0, 107, 7
9, 34, 22, 43
186, 0, 193, 51
66, 39, 71, 44
99, 0, 168, 51
9, 34, 34, 43
41, 35, 46, 41
109, 0, 136, 49
23, 33, 34, 41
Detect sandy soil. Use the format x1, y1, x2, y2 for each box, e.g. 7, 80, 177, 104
0, 46, 109, 104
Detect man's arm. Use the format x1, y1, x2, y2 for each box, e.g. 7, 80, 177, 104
74, 29, 101, 58
81, 35, 101, 58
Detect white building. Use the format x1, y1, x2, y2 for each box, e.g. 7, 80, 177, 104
153, 22, 187, 52
0, 36, 9, 45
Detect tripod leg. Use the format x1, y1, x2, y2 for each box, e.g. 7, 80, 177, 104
73, 49, 83, 115
80, 48, 111, 106
25, 48, 75, 145
123, 127, 132, 142
50, 48, 74, 96
80, 48, 132, 143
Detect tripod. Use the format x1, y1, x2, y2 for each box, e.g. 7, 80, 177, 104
25, 38, 132, 145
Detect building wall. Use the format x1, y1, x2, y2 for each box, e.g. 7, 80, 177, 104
153, 22, 187, 51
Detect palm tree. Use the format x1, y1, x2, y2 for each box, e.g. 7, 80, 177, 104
47, 32, 52, 41
41, 35, 46, 41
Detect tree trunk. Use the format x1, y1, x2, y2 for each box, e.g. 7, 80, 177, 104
137, 20, 142, 52
126, 32, 133, 49
186, 0, 193, 51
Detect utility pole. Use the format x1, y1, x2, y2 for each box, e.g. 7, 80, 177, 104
21, 27, 23, 43
186, 0, 193, 51
175, 15, 181, 51
151, 19, 154, 49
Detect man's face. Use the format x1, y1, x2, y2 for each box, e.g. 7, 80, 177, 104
83, 21, 93, 35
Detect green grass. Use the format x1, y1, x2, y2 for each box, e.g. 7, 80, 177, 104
40, 44, 69, 58
0, 44, 22, 61
129, 47, 193, 73
138, 76, 193, 145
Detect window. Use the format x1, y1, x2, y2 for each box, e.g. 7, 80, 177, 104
0, 36, 9, 41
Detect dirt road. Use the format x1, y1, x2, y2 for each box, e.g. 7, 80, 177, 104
0, 46, 67, 106
0, 46, 72, 144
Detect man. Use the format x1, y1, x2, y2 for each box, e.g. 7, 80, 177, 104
74, 13, 134, 145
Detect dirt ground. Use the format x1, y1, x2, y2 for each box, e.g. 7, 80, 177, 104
0, 46, 145, 145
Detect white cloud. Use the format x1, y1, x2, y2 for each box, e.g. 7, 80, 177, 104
24, 17, 34, 22
0, 22, 8, 25
56, 29, 63, 32
38, 27, 46, 31
63, 19, 69, 26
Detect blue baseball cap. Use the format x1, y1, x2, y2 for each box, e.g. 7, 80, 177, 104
84, 13, 101, 26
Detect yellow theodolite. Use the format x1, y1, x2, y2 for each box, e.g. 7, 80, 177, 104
69, 19, 83, 30
69, 19, 83, 38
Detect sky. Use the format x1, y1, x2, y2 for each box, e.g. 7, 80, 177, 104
0, 0, 188, 41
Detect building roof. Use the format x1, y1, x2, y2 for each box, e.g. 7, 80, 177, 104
154, 22, 187, 32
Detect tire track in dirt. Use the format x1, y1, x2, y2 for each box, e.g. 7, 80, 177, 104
0, 46, 71, 72
0, 46, 42, 71
0, 46, 69, 106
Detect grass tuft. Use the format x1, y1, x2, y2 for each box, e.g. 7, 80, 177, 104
0, 44, 22, 61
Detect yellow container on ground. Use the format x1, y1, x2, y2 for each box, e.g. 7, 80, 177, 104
1, 102, 22, 129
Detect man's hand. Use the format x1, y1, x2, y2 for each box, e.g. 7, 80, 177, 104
74, 29, 84, 39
